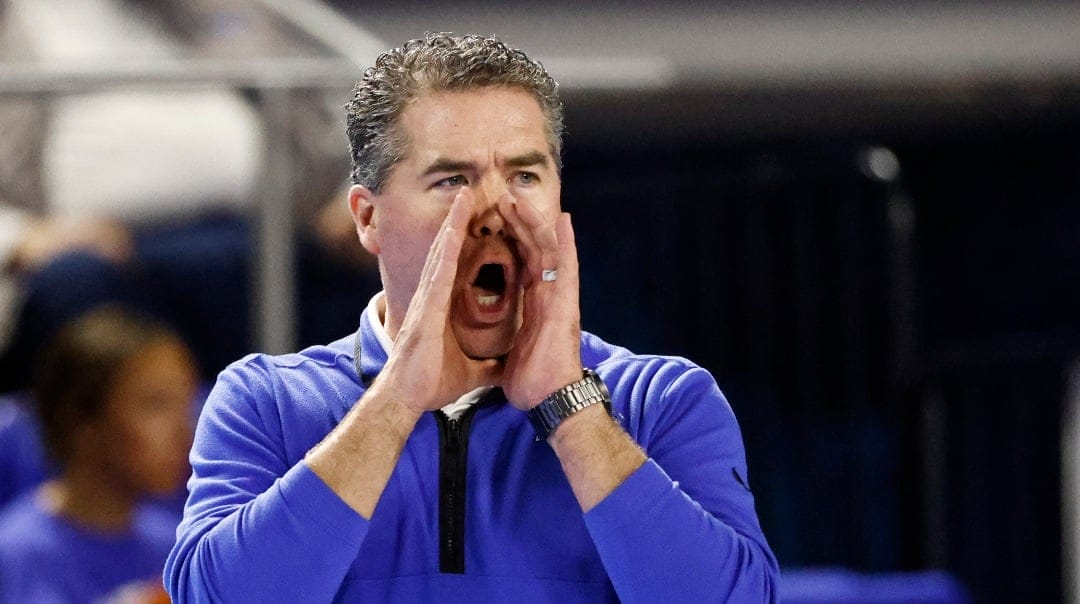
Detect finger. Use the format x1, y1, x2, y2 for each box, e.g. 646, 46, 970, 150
497, 195, 553, 282
515, 196, 560, 275
425, 191, 472, 302
410, 191, 472, 319
555, 212, 580, 296
497, 195, 544, 280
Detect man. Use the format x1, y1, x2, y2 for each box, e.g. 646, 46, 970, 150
166, 33, 777, 602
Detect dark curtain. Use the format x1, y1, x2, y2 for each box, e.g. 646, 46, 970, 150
562, 121, 1079, 603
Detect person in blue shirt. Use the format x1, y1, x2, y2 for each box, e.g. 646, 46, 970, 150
0, 306, 198, 603
0, 393, 48, 510
167, 33, 778, 602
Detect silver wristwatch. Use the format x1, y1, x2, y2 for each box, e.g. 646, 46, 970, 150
527, 369, 612, 440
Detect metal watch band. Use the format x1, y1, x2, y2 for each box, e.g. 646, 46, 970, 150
527, 369, 611, 440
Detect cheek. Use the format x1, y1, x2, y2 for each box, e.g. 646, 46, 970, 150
114, 413, 190, 474
117, 419, 167, 463
380, 214, 446, 278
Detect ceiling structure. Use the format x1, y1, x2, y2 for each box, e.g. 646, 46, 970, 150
321, 1, 1080, 141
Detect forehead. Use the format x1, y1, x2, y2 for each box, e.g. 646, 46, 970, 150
396, 87, 551, 164
108, 340, 194, 392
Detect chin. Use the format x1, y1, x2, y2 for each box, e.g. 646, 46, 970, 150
139, 463, 187, 496
455, 323, 516, 360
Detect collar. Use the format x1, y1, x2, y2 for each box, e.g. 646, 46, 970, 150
363, 292, 395, 359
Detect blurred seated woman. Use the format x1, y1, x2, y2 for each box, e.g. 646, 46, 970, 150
0, 306, 197, 603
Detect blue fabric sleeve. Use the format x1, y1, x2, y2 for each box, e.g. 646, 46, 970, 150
164, 361, 368, 603
585, 363, 778, 603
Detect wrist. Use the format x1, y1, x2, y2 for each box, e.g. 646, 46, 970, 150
363, 379, 426, 431
546, 402, 612, 449
523, 367, 585, 409
527, 369, 612, 441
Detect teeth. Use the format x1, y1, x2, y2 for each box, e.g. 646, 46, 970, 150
477, 294, 501, 306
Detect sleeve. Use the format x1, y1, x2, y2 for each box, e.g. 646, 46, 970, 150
164, 360, 368, 603
584, 362, 779, 603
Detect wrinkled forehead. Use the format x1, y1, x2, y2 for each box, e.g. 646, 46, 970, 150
395, 88, 554, 165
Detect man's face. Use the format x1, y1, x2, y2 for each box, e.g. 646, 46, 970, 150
361, 87, 561, 359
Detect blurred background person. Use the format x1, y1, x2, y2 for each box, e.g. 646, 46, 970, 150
0, 0, 379, 392
0, 306, 197, 603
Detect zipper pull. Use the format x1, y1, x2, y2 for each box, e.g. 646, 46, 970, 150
446, 417, 460, 451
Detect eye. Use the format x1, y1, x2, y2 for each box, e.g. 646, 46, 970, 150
436, 175, 467, 188
512, 172, 539, 186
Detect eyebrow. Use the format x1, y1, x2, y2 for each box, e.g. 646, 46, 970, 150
421, 151, 550, 177
504, 151, 549, 170
422, 158, 475, 177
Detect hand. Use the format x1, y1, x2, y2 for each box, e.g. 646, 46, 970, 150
11, 217, 133, 273
497, 194, 582, 409
374, 191, 502, 413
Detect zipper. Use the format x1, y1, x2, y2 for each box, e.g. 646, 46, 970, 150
435, 405, 478, 574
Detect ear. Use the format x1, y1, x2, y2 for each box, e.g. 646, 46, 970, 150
349, 184, 380, 255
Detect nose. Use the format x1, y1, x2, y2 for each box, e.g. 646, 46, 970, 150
469, 184, 506, 238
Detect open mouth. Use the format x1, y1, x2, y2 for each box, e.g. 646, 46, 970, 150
472, 263, 507, 307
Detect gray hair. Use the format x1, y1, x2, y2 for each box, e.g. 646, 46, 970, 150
346, 33, 564, 192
